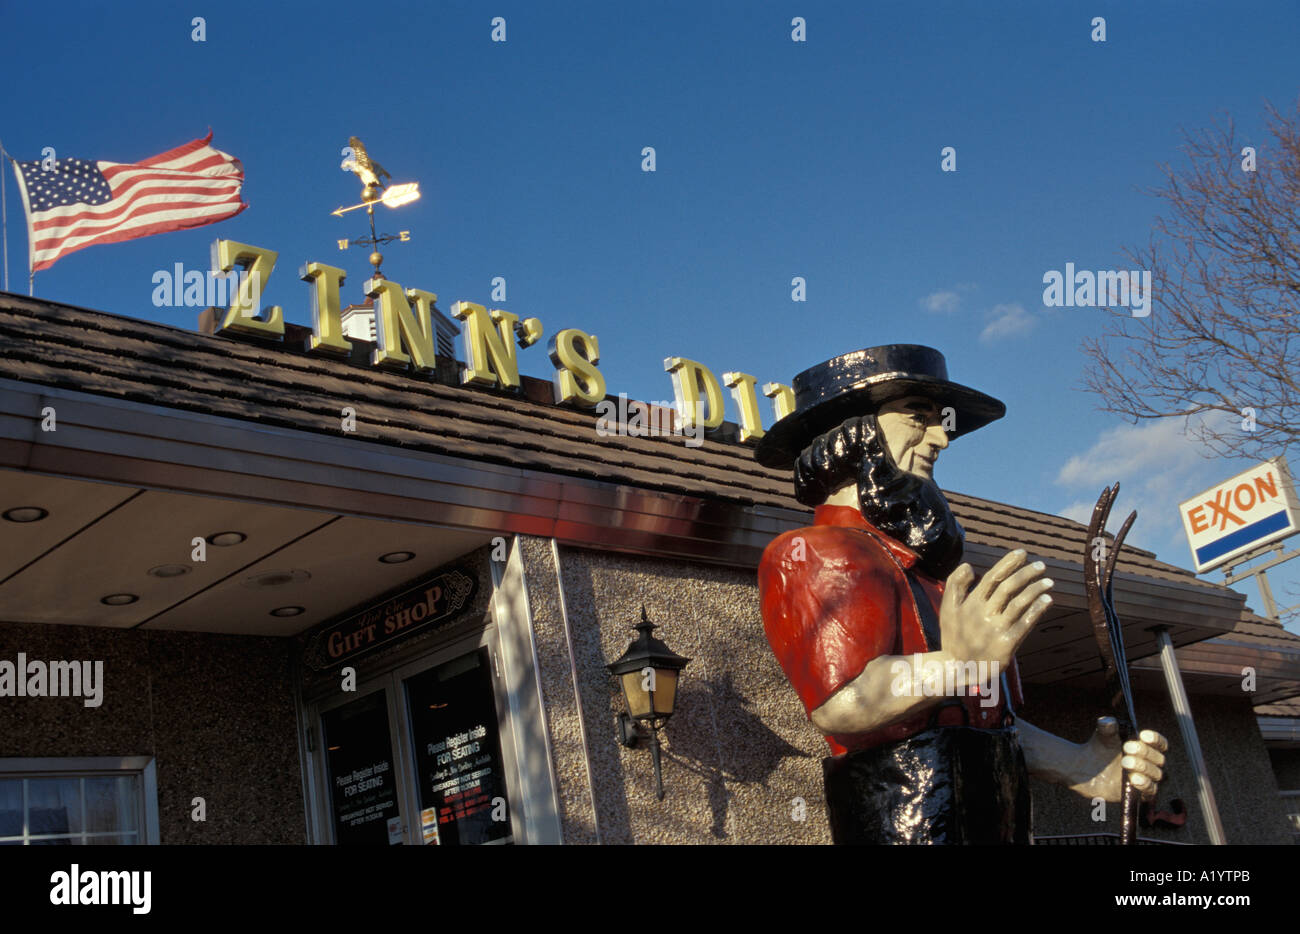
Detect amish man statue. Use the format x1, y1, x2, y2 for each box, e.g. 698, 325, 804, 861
754, 345, 1168, 844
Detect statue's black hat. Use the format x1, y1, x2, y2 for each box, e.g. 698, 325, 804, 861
753, 344, 1005, 470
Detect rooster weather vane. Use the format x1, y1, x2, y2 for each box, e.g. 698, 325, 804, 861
334, 136, 421, 279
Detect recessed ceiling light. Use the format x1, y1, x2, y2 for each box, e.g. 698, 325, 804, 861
147, 564, 191, 578
3, 507, 48, 523
242, 569, 311, 589
206, 531, 246, 547
379, 551, 415, 564
270, 606, 304, 617
101, 593, 138, 606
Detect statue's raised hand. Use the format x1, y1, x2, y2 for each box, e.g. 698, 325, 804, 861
939, 549, 1054, 670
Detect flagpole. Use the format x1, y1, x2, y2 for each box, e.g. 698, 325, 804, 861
7, 144, 35, 297
0, 136, 9, 292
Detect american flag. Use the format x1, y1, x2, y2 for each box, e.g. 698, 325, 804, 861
12, 132, 247, 273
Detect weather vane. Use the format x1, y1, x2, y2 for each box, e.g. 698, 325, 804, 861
335, 136, 421, 279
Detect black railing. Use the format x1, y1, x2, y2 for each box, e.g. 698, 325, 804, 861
1034, 833, 1187, 845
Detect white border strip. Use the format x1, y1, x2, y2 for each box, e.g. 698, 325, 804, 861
551, 538, 601, 844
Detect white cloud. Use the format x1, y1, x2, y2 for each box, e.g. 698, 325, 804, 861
1056, 419, 1195, 487
979, 303, 1034, 343
1059, 499, 1096, 526
1053, 418, 1216, 564
920, 290, 961, 313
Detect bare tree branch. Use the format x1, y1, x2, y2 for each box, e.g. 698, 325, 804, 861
1081, 98, 1300, 460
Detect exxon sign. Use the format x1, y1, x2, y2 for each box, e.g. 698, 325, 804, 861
1179, 457, 1300, 573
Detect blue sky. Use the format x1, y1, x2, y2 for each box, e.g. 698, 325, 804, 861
2, 0, 1298, 626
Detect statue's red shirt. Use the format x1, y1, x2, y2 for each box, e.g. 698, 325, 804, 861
758, 504, 1022, 755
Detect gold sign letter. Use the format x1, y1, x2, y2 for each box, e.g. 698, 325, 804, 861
452, 302, 542, 391
763, 381, 796, 420
210, 239, 284, 339
664, 357, 725, 431
723, 371, 765, 442
366, 278, 438, 375
301, 262, 352, 358
549, 328, 605, 407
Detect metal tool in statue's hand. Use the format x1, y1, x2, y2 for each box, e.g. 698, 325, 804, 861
1084, 483, 1140, 845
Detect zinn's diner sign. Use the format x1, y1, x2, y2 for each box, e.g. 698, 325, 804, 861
202, 239, 794, 444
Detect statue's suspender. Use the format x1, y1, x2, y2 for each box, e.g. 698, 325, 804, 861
853, 525, 942, 651
853, 525, 1016, 727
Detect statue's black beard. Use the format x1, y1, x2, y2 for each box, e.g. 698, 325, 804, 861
857, 435, 965, 580
793, 415, 965, 579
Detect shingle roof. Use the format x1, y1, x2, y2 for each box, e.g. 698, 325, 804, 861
1232, 611, 1300, 649
942, 490, 1219, 589
0, 291, 1234, 593
1230, 613, 1300, 709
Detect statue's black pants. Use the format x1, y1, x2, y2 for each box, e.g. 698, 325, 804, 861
822, 725, 1030, 844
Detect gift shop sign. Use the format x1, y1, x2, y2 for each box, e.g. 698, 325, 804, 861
199, 238, 796, 444
305, 569, 476, 669
1179, 458, 1300, 573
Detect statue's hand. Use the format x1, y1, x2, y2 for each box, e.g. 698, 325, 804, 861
940, 549, 1054, 671
1074, 717, 1168, 802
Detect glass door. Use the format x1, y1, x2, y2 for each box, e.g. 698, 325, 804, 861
400, 647, 513, 845
316, 684, 408, 845
307, 628, 521, 845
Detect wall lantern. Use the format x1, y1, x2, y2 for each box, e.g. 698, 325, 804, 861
605, 606, 691, 800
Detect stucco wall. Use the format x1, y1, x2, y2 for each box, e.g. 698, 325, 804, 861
518, 539, 831, 844
0, 621, 304, 844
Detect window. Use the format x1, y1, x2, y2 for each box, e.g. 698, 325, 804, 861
0, 757, 159, 845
